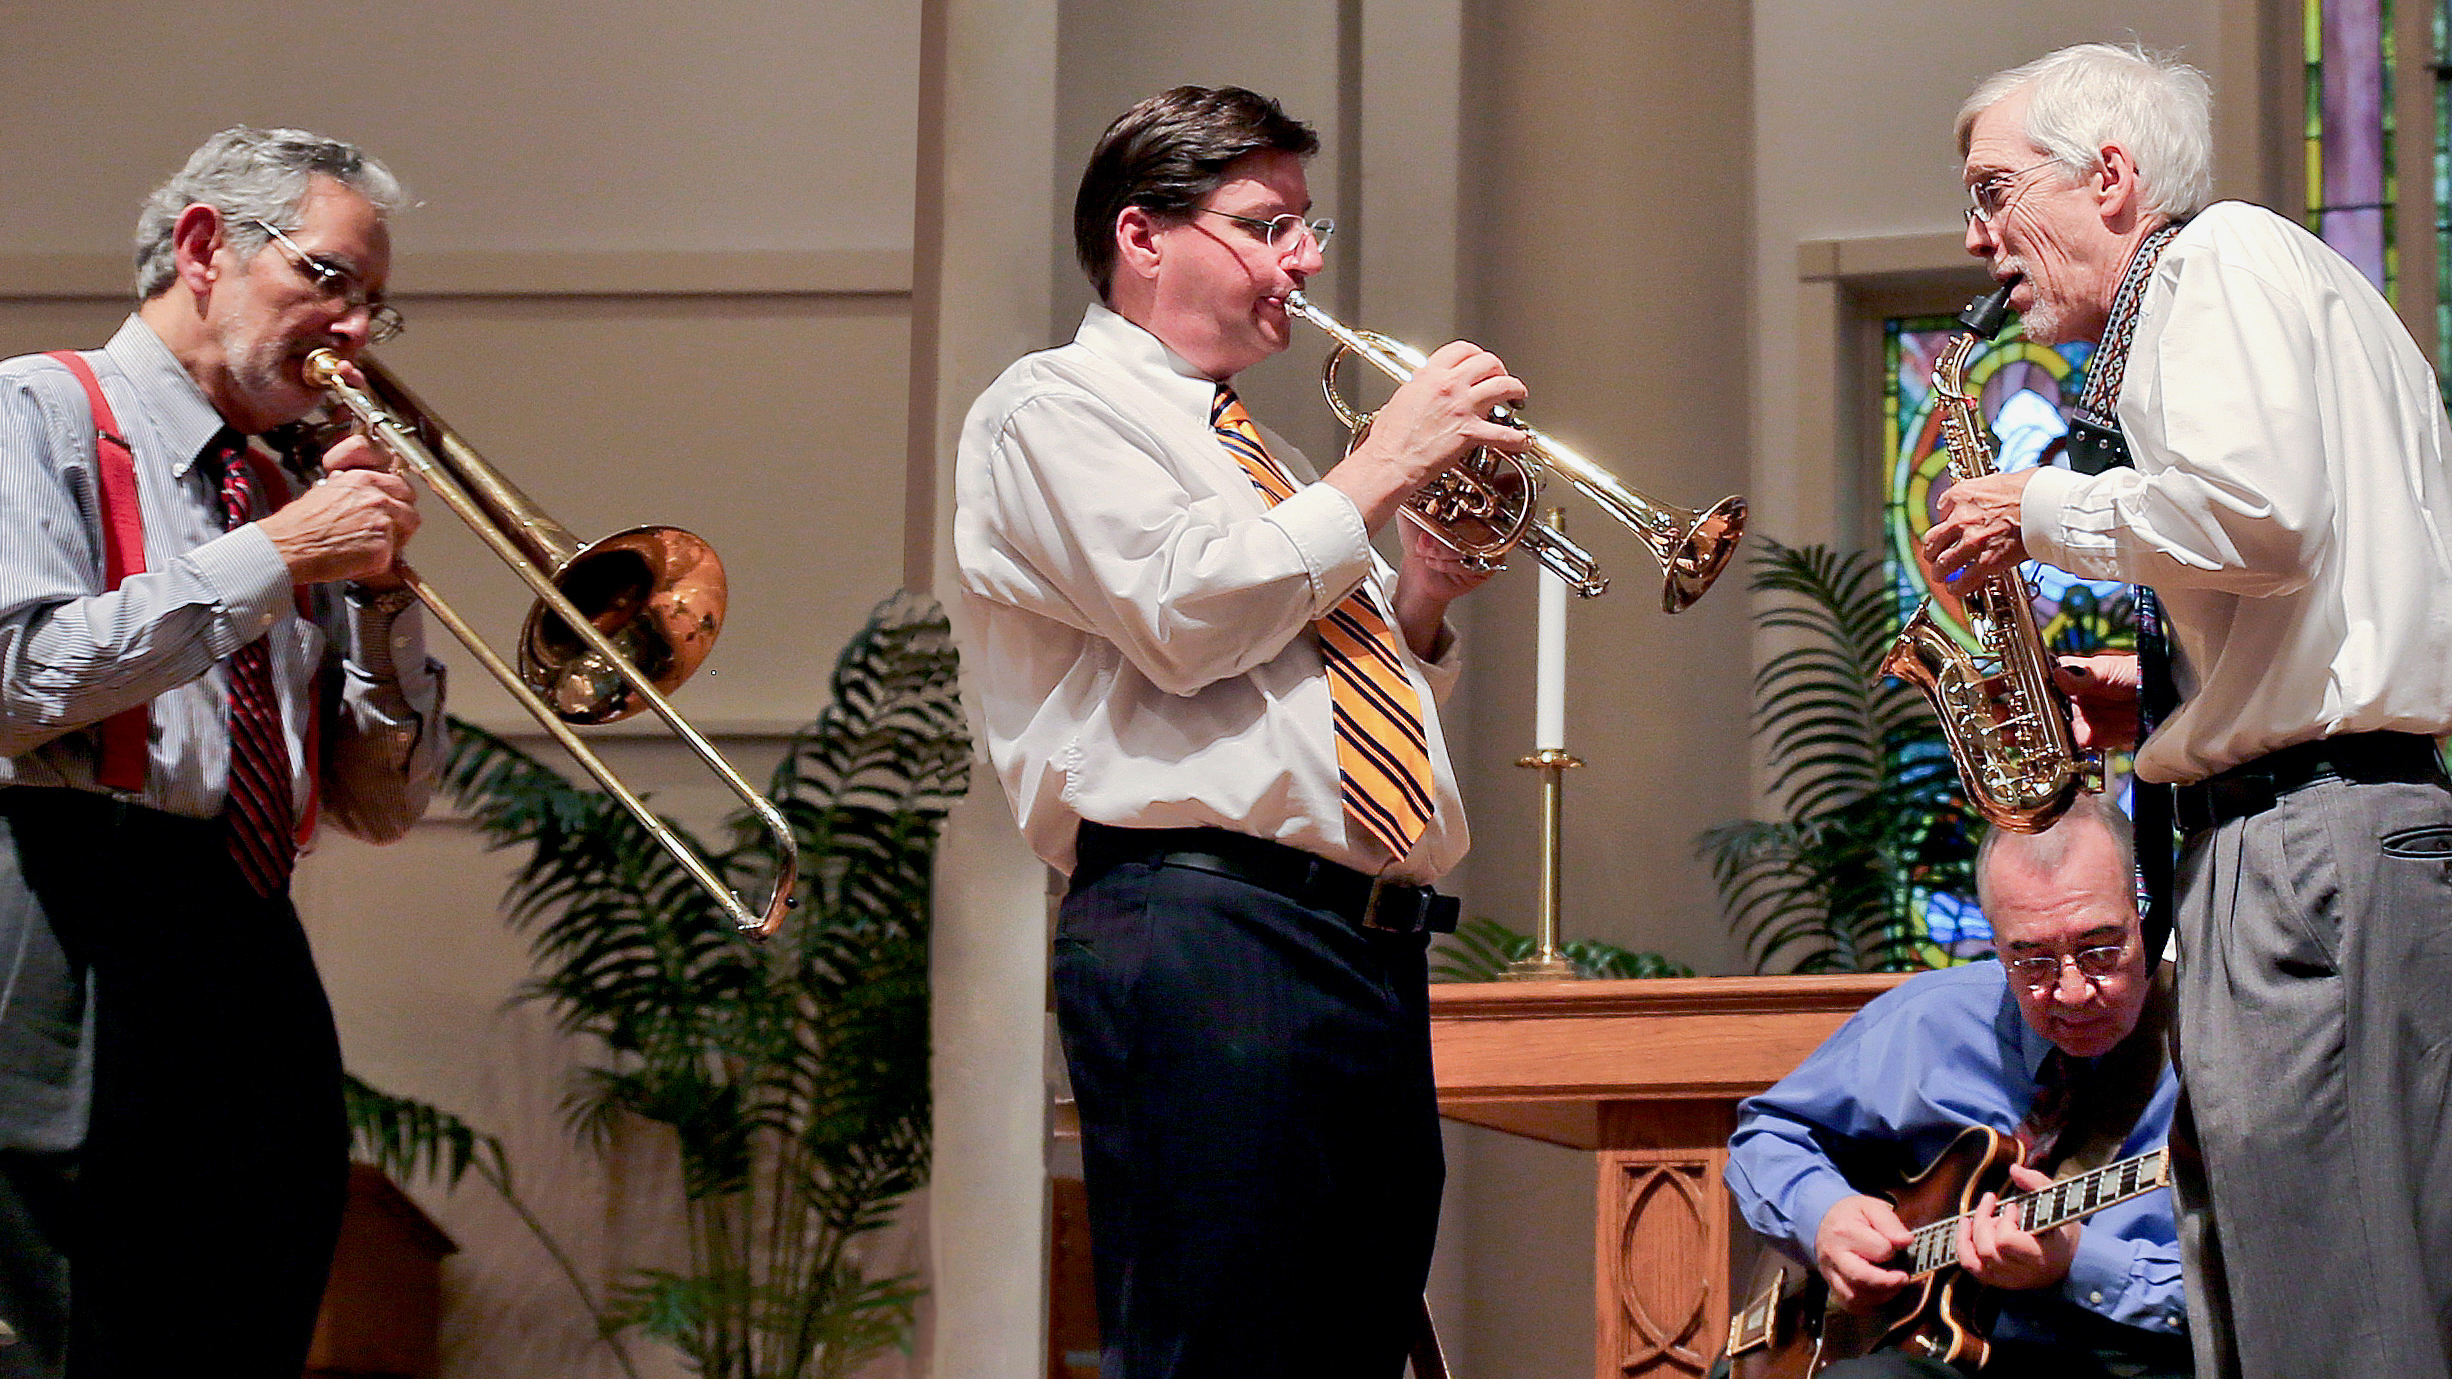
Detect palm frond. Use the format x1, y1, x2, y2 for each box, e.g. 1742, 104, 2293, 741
1697, 540, 1979, 972
420, 589, 970, 1378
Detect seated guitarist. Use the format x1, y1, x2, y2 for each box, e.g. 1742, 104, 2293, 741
1725, 797, 2188, 1379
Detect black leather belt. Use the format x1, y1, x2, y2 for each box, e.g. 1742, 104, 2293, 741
2175, 731, 2449, 837
1071, 821, 1459, 935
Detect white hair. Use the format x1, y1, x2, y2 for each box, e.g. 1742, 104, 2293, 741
1974, 792, 2137, 917
133, 126, 406, 300
1956, 43, 2213, 222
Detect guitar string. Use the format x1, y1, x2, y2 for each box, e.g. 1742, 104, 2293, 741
1902, 1149, 2167, 1278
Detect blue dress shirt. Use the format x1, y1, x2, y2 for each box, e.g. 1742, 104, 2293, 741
1724, 961, 2185, 1342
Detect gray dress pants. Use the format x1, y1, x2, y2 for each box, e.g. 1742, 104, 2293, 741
2169, 775, 2452, 1379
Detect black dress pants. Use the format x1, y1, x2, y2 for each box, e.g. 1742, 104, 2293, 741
0, 791, 346, 1378
1054, 856, 1444, 1379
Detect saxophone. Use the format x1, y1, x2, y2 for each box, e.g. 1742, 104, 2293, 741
1877, 280, 2098, 834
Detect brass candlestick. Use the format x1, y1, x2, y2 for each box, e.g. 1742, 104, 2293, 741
1501, 745, 1584, 980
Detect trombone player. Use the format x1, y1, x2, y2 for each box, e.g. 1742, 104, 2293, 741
954, 86, 1523, 1375
0, 128, 441, 1377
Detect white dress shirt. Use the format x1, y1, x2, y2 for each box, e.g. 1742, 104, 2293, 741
2021, 202, 2452, 784
954, 303, 1468, 882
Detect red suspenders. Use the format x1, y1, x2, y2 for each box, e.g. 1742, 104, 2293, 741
44, 351, 150, 794
43, 351, 321, 844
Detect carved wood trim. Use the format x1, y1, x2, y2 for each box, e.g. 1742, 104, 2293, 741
1597, 1148, 1729, 1379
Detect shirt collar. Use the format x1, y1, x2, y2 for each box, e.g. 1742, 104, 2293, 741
1074, 301, 1230, 422
100, 314, 242, 479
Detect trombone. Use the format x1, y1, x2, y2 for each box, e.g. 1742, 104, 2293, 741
1284, 290, 1745, 611
302, 350, 798, 939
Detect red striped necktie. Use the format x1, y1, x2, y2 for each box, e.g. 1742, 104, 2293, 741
208, 434, 297, 898
1211, 386, 1436, 860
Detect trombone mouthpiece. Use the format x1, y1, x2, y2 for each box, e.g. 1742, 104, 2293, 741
301, 349, 349, 389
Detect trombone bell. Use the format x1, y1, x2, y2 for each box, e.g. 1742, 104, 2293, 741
521, 526, 726, 724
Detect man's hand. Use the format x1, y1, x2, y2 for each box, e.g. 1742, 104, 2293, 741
2054, 652, 2142, 752
1390, 517, 1497, 659
256, 431, 421, 587
1921, 468, 2036, 585
1956, 1163, 2079, 1291
1323, 341, 1530, 533
1816, 1194, 1914, 1313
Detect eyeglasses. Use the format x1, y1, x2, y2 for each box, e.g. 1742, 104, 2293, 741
250, 219, 405, 344
2004, 943, 2129, 992
1963, 160, 2063, 225
1198, 208, 1337, 257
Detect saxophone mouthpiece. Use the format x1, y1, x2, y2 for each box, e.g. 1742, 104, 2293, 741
1958, 277, 2019, 339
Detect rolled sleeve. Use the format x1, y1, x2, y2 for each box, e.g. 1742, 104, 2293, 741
1266, 482, 1374, 616
181, 523, 295, 653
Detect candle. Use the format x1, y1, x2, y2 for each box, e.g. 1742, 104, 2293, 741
1536, 563, 1567, 750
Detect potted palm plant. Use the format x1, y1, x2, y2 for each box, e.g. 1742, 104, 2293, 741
349, 589, 968, 1379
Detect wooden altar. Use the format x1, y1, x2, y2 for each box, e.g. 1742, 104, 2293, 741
1430, 974, 1907, 1379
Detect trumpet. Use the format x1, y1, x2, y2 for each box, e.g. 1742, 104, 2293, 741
1284, 291, 1745, 611
301, 350, 798, 938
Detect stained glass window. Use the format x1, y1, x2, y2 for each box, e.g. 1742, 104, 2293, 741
1881, 312, 2137, 953
2306, 0, 2398, 297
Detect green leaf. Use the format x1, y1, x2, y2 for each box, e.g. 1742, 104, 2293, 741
1429, 917, 1695, 982
1694, 541, 1979, 973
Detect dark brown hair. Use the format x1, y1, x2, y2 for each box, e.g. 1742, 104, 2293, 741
1072, 86, 1318, 300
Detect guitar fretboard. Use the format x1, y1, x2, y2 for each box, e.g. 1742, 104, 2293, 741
1902, 1146, 2170, 1277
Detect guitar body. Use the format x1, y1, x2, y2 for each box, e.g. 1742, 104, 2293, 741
1724, 1125, 2019, 1379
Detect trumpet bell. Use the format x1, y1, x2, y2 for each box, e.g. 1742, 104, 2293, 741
1663, 494, 1747, 614
521, 526, 727, 724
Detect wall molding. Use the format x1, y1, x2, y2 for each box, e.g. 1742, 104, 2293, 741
1796, 230, 1968, 284
0, 248, 912, 301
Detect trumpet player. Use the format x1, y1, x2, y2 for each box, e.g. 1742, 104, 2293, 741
954, 86, 1524, 1377
1920, 45, 2452, 1379
0, 128, 441, 1377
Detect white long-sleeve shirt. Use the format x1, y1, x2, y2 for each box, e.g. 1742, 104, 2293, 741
2021, 201, 2452, 784
954, 303, 1467, 881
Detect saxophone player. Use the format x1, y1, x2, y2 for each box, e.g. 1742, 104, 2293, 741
1922, 44, 2452, 1379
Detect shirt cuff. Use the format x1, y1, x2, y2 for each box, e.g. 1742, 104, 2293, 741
2062, 1230, 2187, 1333
1266, 482, 1375, 615
345, 588, 434, 688
1790, 1174, 1859, 1259
182, 523, 294, 650
2018, 464, 2086, 568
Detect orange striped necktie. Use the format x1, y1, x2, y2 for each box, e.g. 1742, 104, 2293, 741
1211, 385, 1436, 859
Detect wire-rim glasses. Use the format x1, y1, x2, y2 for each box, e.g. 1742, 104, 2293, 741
250, 219, 405, 344
1199, 208, 1336, 256
2005, 943, 2128, 992
1963, 160, 2064, 225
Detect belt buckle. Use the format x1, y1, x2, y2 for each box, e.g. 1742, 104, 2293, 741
1361, 873, 1420, 934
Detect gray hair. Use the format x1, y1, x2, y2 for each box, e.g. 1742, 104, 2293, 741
133, 126, 406, 300
1973, 792, 2137, 916
1956, 43, 2213, 222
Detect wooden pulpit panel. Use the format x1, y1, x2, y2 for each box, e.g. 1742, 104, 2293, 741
1430, 975, 1907, 1379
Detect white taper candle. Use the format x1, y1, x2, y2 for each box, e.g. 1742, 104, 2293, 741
1536, 562, 1567, 750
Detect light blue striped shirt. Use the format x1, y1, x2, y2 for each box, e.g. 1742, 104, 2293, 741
0, 315, 442, 839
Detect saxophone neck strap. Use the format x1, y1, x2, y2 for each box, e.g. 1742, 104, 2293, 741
2066, 219, 2187, 473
